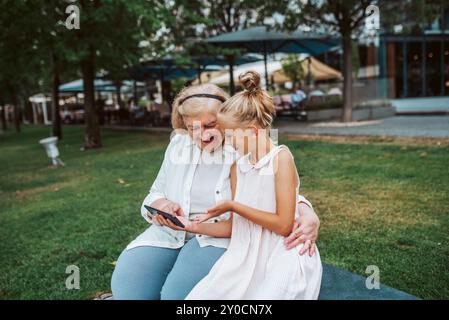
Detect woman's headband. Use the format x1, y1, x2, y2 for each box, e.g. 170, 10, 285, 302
179, 93, 226, 105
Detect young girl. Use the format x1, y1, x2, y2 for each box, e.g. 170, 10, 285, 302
182, 71, 322, 300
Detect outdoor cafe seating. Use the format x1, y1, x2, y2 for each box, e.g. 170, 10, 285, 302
272, 91, 312, 121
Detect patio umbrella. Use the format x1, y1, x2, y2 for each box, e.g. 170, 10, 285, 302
207, 57, 342, 87
206, 26, 339, 92
132, 54, 262, 82
190, 53, 263, 91
129, 59, 229, 103
273, 57, 342, 83
208, 60, 284, 86
130, 64, 209, 82
59, 79, 141, 93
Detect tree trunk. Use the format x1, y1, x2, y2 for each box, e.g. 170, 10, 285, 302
133, 80, 138, 104
227, 55, 235, 95
23, 95, 33, 124
0, 99, 6, 131
115, 81, 123, 125
342, 32, 353, 122
81, 56, 102, 148
115, 82, 122, 110
10, 85, 21, 133
51, 53, 62, 139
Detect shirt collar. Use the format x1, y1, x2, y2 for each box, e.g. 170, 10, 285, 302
238, 147, 280, 173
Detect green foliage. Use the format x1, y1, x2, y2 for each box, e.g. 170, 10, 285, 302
380, 0, 444, 34
62, 0, 167, 75
281, 55, 306, 87
0, 1, 46, 99
171, 77, 191, 93
277, 0, 372, 35
164, 0, 272, 64
138, 96, 150, 108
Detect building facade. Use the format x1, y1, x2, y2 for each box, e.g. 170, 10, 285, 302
378, 3, 449, 98
379, 33, 449, 98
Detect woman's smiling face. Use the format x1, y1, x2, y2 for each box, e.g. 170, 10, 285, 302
183, 112, 222, 151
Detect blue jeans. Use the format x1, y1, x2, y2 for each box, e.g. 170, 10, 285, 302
111, 237, 226, 300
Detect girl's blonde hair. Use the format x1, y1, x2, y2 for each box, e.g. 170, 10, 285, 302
171, 83, 229, 129
218, 71, 275, 128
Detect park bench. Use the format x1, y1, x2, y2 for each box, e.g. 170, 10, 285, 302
273, 94, 308, 121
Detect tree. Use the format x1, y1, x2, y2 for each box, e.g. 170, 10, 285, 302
273, 0, 446, 122
0, 0, 44, 132
282, 54, 306, 88
379, 0, 445, 34
0, 1, 81, 138
35, 0, 70, 140
0, 99, 6, 131
352, 41, 361, 80
167, 0, 268, 40
160, 0, 270, 94
273, 0, 372, 122
59, 0, 168, 148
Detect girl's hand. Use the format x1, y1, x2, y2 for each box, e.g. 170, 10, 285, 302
284, 202, 320, 256
195, 200, 234, 223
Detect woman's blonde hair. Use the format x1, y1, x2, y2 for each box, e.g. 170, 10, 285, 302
218, 71, 275, 128
171, 83, 229, 129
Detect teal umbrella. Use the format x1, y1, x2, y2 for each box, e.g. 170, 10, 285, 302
206, 26, 339, 92
131, 54, 262, 82
59, 79, 140, 93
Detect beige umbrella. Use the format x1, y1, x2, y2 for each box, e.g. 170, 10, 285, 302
192, 70, 228, 85
274, 57, 342, 83
196, 57, 341, 86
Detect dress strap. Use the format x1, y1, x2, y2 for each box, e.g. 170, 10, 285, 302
267, 145, 291, 166
252, 145, 286, 169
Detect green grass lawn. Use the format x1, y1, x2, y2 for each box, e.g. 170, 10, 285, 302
1, 125, 448, 299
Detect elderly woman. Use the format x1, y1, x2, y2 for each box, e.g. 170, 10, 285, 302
111, 84, 320, 300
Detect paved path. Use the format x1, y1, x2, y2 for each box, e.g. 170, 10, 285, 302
104, 116, 449, 139
275, 116, 449, 138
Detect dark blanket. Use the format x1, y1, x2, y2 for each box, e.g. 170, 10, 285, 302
319, 263, 418, 300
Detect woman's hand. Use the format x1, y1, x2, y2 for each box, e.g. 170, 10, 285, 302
284, 202, 320, 256
147, 199, 184, 226
158, 200, 184, 217
194, 200, 234, 223
154, 215, 198, 233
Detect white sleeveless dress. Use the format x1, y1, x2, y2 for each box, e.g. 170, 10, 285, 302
186, 145, 322, 300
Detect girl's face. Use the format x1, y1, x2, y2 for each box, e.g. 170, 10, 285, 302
218, 113, 257, 156
183, 112, 222, 151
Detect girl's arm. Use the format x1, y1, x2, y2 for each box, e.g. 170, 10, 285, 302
157, 212, 233, 238
201, 150, 298, 237
187, 219, 232, 238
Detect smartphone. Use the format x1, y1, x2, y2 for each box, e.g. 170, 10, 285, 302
144, 205, 185, 228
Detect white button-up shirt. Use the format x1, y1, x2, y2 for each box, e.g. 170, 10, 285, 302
126, 133, 313, 251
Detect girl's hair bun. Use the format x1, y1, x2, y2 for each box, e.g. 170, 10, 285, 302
219, 70, 275, 128
239, 71, 261, 93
